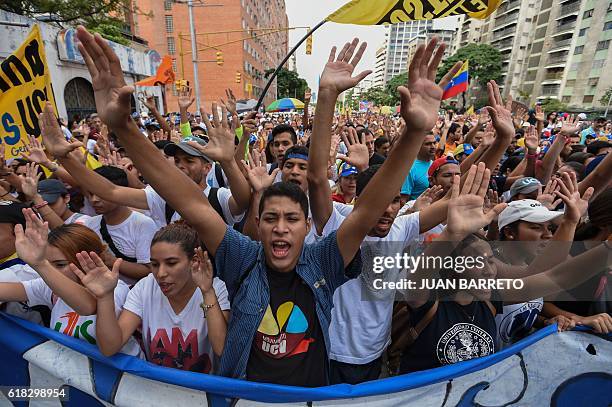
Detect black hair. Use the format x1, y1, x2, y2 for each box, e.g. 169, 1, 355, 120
282, 145, 309, 168
271, 124, 297, 145
448, 123, 461, 136
154, 140, 173, 150
586, 141, 611, 155
499, 156, 522, 175
575, 188, 612, 240
357, 128, 373, 139
94, 165, 129, 187
259, 182, 309, 219
151, 222, 200, 258
561, 161, 585, 181
566, 152, 593, 164
356, 164, 381, 197
374, 137, 389, 149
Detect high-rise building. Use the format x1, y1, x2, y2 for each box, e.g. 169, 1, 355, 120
384, 17, 460, 83
133, 0, 288, 110
373, 43, 387, 87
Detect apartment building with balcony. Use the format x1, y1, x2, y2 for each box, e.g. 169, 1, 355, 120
373, 43, 388, 87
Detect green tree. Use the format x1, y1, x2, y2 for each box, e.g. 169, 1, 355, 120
384, 73, 408, 106
265, 68, 309, 100
600, 87, 612, 107
436, 44, 503, 86
343, 89, 359, 111
360, 86, 393, 106
540, 98, 568, 113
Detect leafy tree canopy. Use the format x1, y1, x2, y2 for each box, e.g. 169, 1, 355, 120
437, 43, 503, 86
265, 68, 309, 101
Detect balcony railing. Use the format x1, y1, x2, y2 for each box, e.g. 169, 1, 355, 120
494, 38, 514, 49
547, 54, 568, 64
541, 86, 561, 95
492, 26, 517, 40
551, 38, 572, 49
496, 0, 521, 15
555, 21, 576, 33
559, 1, 581, 16
544, 72, 564, 80
495, 12, 518, 28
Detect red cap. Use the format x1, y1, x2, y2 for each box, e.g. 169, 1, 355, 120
428, 156, 459, 177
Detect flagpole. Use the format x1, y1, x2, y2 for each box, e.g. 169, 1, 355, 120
255, 20, 326, 112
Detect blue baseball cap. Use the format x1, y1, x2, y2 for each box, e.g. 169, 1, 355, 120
339, 163, 358, 177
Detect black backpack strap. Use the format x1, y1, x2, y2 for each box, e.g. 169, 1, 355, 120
100, 218, 138, 263
215, 163, 226, 188
208, 187, 227, 224
268, 162, 278, 175
165, 201, 175, 225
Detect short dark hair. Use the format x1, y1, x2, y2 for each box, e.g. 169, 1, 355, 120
448, 123, 461, 135
374, 137, 389, 149
151, 222, 200, 258
271, 124, 297, 144
357, 128, 373, 139
586, 140, 611, 155
561, 161, 585, 181
259, 182, 309, 218
356, 164, 381, 197
566, 152, 593, 164
94, 165, 129, 187
153, 140, 173, 150
282, 145, 309, 168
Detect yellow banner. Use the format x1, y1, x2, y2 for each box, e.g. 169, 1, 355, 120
327, 0, 501, 25
1, 25, 57, 160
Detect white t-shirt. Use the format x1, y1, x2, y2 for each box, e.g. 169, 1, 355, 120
319, 207, 421, 364
82, 212, 157, 285
0, 260, 43, 324
22, 278, 143, 357
144, 184, 244, 230
64, 212, 92, 225
495, 299, 543, 349
123, 274, 230, 373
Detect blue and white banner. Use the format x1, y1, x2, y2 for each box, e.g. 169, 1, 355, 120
0, 312, 610, 406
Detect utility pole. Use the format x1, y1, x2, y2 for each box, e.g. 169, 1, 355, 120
187, 0, 201, 112
604, 92, 612, 118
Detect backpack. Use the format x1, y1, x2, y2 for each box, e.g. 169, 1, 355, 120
100, 218, 138, 263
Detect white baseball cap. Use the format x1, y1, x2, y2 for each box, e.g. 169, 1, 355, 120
577, 113, 587, 120
498, 199, 564, 230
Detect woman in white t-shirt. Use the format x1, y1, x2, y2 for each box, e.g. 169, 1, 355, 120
0, 209, 141, 356
76, 223, 230, 373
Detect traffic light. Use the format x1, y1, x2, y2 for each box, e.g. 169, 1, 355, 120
216, 51, 224, 66
175, 79, 189, 92
305, 30, 312, 55
235, 72, 242, 83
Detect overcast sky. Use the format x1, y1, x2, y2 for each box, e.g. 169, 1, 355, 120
285, 0, 387, 91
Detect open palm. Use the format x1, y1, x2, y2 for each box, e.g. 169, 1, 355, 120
191, 104, 236, 163
320, 38, 371, 95
76, 26, 133, 129
71, 251, 120, 299
39, 103, 82, 158
14, 208, 48, 267
242, 149, 278, 192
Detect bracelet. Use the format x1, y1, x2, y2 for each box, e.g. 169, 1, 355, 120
200, 301, 217, 317
33, 200, 48, 209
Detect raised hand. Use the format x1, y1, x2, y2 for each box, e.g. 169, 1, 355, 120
446, 163, 507, 238
398, 37, 463, 135
189, 103, 236, 163
178, 86, 195, 111
241, 149, 279, 192
14, 208, 49, 267
413, 185, 445, 212
298, 130, 311, 146
524, 125, 539, 151
304, 88, 312, 103
75, 26, 133, 129
534, 104, 545, 123
319, 38, 371, 95
337, 127, 369, 171
95, 124, 112, 159
21, 163, 41, 201
485, 81, 515, 139
191, 247, 214, 294
537, 178, 562, 210
143, 94, 158, 112
222, 88, 237, 116
559, 114, 580, 136
71, 251, 121, 299
242, 112, 258, 135
554, 171, 593, 223
39, 103, 82, 158
21, 135, 50, 165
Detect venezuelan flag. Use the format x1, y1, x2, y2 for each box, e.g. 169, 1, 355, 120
326, 0, 501, 25
442, 61, 468, 100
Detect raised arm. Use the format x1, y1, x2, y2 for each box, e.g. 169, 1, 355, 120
308, 39, 371, 234
143, 95, 172, 138
578, 147, 612, 198
75, 26, 226, 255
337, 38, 463, 266
15, 209, 97, 315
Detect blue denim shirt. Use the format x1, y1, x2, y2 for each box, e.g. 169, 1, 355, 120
214, 226, 361, 380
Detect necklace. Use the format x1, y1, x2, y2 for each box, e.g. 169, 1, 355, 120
457, 302, 477, 322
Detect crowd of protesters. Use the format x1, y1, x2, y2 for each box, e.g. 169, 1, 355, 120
0, 26, 610, 387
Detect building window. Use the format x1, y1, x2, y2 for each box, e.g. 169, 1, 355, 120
167, 37, 175, 55
592, 59, 606, 69
596, 40, 610, 50
562, 96, 571, 103
171, 59, 178, 74
588, 78, 599, 86
566, 79, 576, 87
574, 45, 584, 54
605, 21, 612, 31
578, 28, 588, 36
164, 0, 172, 11
583, 95, 594, 103
570, 62, 579, 71
165, 16, 174, 33
583, 9, 593, 18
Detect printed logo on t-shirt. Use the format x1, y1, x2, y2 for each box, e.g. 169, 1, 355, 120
436, 323, 494, 365
255, 302, 314, 359
149, 327, 211, 373
53, 311, 96, 344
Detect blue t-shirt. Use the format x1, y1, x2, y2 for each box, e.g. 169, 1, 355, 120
401, 160, 432, 200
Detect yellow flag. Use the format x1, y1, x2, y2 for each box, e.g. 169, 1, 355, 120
466, 105, 475, 116
0, 25, 57, 160
327, 0, 501, 25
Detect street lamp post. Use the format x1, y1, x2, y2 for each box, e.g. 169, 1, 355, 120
187, 0, 201, 112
